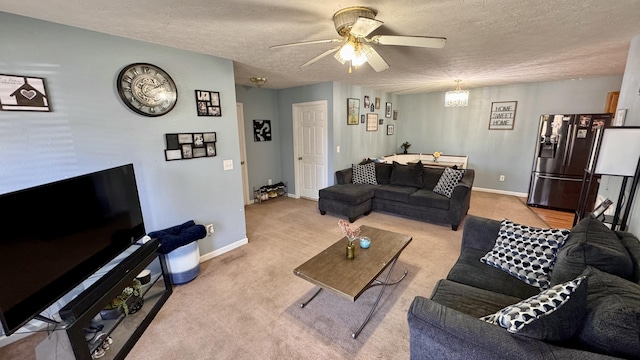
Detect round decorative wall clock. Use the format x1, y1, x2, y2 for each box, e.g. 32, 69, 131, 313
116, 63, 178, 117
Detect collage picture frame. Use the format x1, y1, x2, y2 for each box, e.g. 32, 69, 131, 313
195, 90, 221, 116
164, 132, 217, 161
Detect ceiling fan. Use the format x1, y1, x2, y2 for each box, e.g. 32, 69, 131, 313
270, 6, 446, 73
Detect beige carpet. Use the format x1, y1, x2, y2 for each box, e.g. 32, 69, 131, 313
0, 191, 547, 360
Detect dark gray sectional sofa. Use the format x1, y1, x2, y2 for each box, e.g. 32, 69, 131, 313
318, 161, 475, 230
408, 215, 640, 359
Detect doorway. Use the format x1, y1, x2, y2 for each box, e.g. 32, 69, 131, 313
236, 103, 251, 204
292, 100, 328, 200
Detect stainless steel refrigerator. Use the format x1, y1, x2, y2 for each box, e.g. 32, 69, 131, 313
527, 113, 612, 211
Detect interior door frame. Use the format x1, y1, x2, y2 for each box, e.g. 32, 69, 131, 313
292, 100, 328, 199
236, 102, 251, 204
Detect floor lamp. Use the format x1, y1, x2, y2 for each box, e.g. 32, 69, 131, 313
592, 127, 640, 231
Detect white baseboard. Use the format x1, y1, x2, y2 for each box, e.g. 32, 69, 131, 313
199, 237, 248, 263
473, 187, 528, 198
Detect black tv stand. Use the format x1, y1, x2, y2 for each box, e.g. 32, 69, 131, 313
34, 315, 61, 326
59, 238, 172, 360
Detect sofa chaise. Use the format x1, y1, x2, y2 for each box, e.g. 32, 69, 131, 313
408, 215, 640, 359
318, 161, 474, 230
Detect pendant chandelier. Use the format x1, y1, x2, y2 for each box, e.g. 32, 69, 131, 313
444, 80, 469, 107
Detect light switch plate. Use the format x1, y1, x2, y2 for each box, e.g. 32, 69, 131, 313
223, 159, 233, 170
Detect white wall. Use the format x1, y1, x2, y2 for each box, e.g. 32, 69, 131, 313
612, 32, 640, 234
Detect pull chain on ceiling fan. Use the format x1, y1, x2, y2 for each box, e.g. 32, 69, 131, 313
270, 6, 446, 72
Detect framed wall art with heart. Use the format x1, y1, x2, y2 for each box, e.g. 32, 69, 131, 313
0, 74, 52, 112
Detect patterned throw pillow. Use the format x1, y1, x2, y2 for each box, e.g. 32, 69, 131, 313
351, 162, 377, 185
481, 276, 586, 338
481, 219, 570, 289
433, 167, 465, 198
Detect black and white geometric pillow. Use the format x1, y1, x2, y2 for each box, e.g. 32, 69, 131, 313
480, 276, 586, 333
480, 219, 570, 289
352, 162, 377, 185
433, 168, 465, 198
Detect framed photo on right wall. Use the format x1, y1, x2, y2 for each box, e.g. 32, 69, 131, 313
387, 124, 394, 135
366, 113, 378, 131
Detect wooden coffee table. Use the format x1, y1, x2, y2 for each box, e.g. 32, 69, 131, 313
293, 225, 412, 338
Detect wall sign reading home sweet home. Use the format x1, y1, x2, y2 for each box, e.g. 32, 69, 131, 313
489, 101, 517, 130
0, 74, 52, 112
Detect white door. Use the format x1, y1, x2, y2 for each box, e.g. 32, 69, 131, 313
236, 103, 251, 204
293, 101, 328, 200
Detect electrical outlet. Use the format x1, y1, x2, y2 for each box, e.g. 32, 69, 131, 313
499, 175, 505, 182
223, 159, 233, 170
206, 224, 214, 236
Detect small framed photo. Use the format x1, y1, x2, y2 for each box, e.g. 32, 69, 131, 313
370, 103, 375, 112
347, 98, 360, 125
178, 133, 193, 144
360, 114, 365, 123
387, 124, 394, 135
165, 149, 182, 161
379, 118, 384, 125
193, 133, 204, 147
195, 90, 222, 117
165, 134, 179, 149
366, 113, 378, 131
203, 132, 217, 142
182, 144, 193, 159
489, 101, 517, 130
254, 119, 272, 141
363, 95, 370, 109
614, 108, 627, 126
385, 102, 392, 118
193, 147, 207, 158
393, 110, 398, 120
0, 74, 52, 112
206, 142, 217, 156
375, 97, 381, 109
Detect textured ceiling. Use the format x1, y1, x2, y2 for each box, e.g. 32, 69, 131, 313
1, 0, 640, 94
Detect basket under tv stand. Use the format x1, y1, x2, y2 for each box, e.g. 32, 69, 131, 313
59, 238, 173, 360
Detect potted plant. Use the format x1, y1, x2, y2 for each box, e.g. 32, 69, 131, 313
100, 279, 143, 320
401, 141, 412, 154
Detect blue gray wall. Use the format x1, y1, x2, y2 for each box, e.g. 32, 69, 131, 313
277, 82, 334, 191
239, 76, 623, 198
332, 83, 398, 172
0, 12, 246, 258
235, 86, 282, 194
397, 76, 623, 194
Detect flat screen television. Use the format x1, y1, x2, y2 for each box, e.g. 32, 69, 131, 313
0, 164, 145, 335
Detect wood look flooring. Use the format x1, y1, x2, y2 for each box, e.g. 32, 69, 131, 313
519, 197, 575, 229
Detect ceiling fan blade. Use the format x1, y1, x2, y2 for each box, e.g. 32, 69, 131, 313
350, 17, 384, 38
301, 47, 341, 67
365, 46, 390, 72
270, 39, 342, 49
369, 35, 446, 48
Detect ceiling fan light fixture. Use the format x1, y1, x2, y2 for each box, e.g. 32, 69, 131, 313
444, 80, 469, 107
352, 45, 372, 67
250, 77, 267, 88
339, 41, 355, 60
